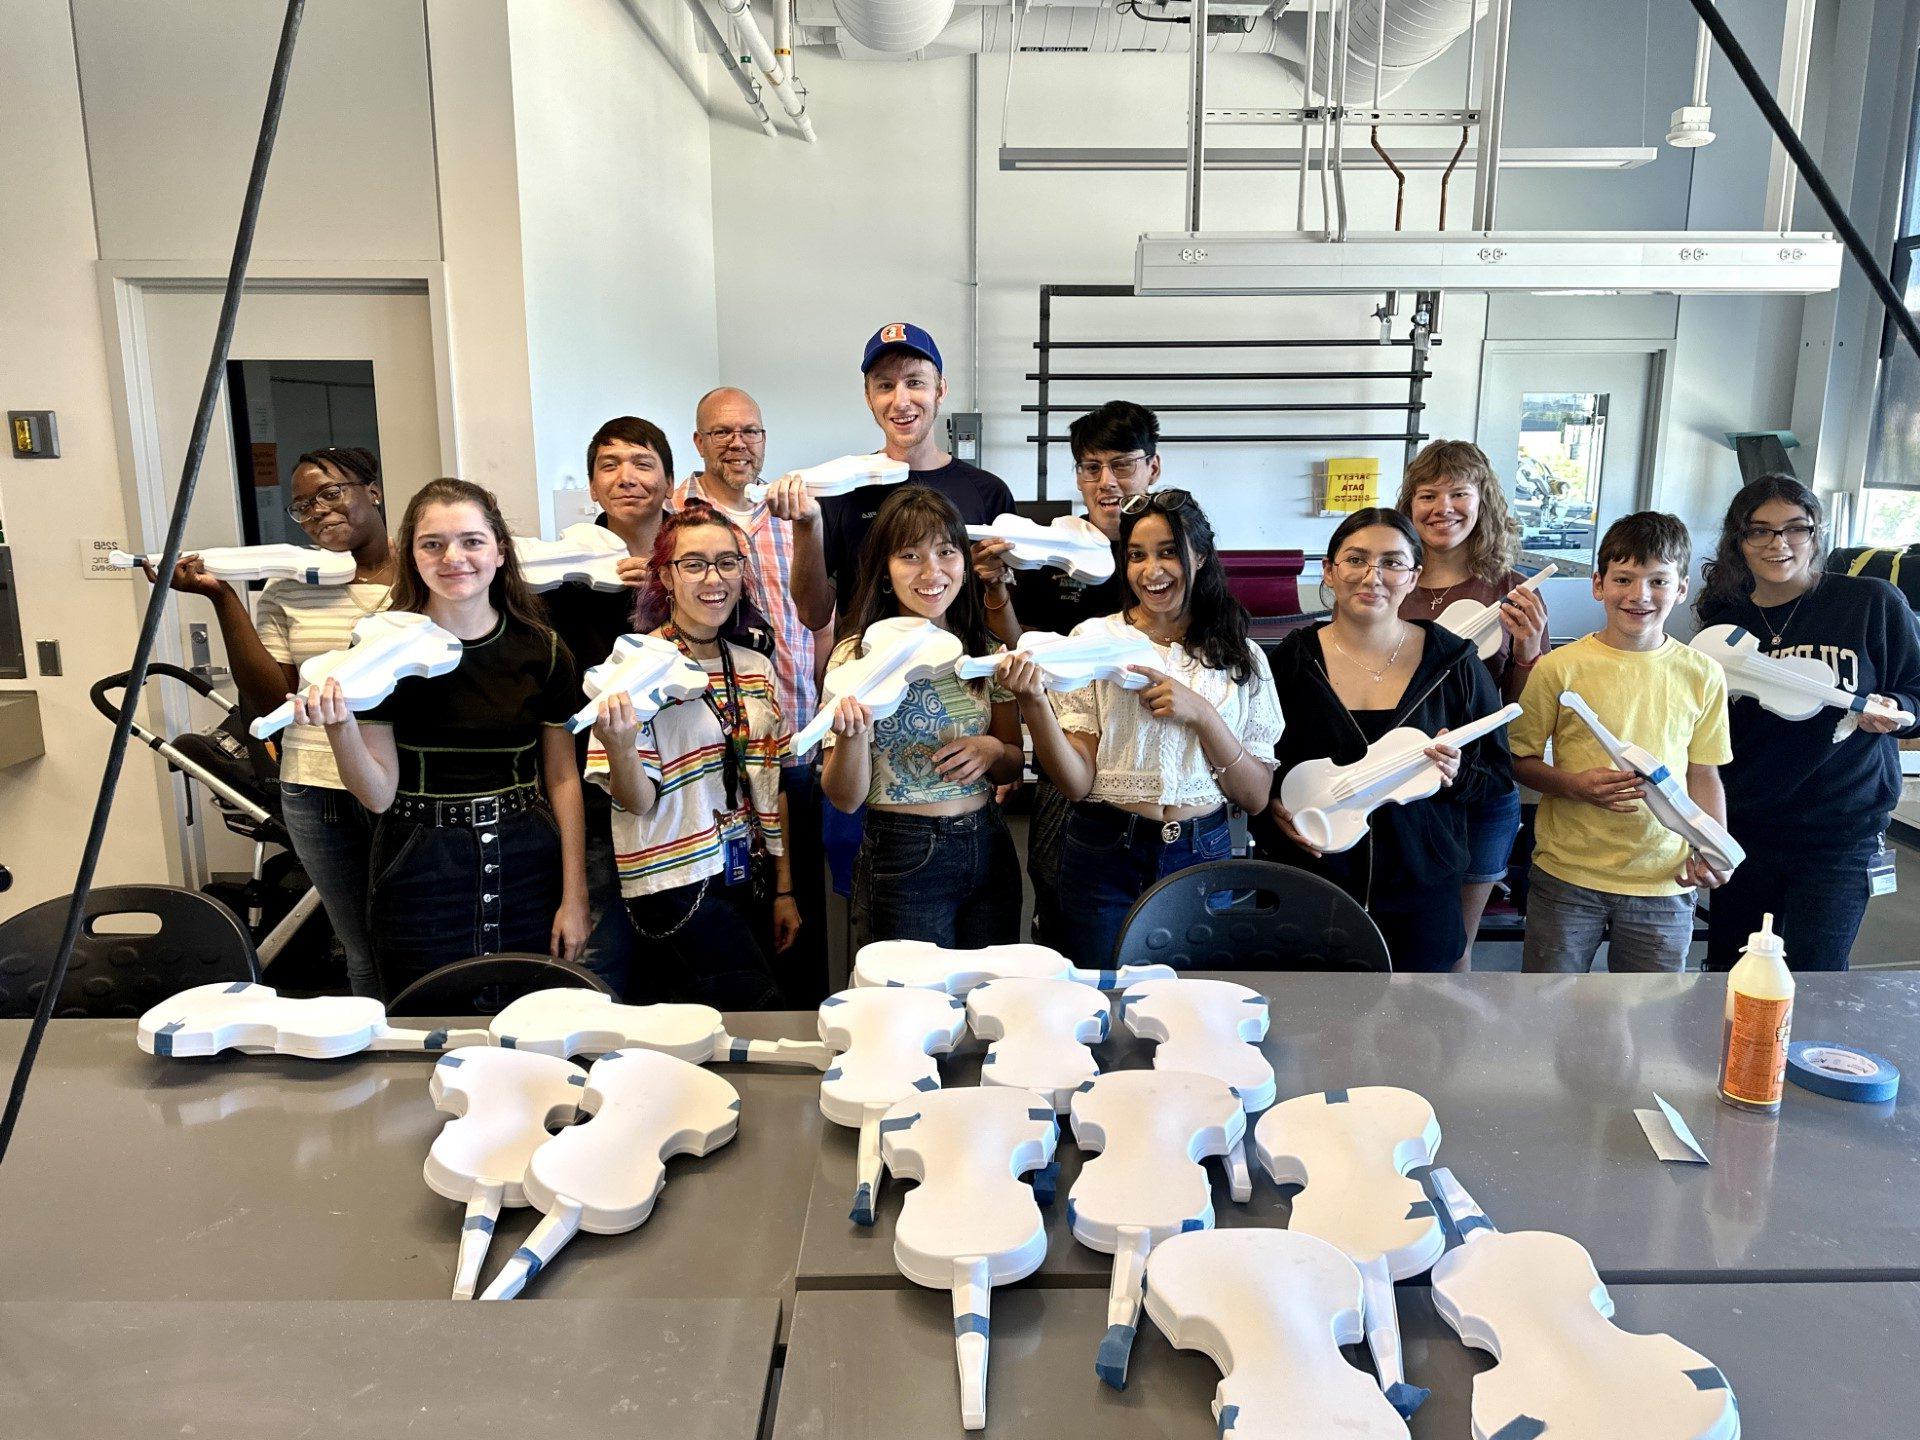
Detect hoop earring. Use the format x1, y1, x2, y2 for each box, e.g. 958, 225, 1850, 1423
1316, 578, 1334, 612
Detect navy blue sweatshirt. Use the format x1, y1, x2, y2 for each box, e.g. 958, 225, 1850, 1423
1698, 572, 1920, 846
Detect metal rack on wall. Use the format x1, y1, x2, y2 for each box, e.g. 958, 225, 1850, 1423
1026, 283, 1438, 502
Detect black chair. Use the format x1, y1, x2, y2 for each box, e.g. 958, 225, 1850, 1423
386, 953, 615, 1018
0, 884, 260, 1019
1113, 859, 1392, 973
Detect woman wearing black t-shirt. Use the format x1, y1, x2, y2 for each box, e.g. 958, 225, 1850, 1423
295, 479, 589, 994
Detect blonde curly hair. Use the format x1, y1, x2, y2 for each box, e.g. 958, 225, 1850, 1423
1396, 440, 1520, 586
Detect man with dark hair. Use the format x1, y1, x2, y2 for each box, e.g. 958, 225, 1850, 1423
540, 416, 674, 996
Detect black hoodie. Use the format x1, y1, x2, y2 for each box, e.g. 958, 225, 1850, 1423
1250, 620, 1514, 912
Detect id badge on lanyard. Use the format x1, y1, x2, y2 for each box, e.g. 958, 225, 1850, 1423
1870, 834, 1898, 897
719, 809, 752, 887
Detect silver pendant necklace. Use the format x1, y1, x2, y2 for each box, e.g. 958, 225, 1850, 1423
1330, 626, 1409, 683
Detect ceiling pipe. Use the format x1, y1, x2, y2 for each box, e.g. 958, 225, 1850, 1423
1666, 21, 1716, 147
719, 0, 818, 141
685, 0, 780, 137
830, 0, 959, 52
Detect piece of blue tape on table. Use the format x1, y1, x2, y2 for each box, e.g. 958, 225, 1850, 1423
1786, 1041, 1900, 1103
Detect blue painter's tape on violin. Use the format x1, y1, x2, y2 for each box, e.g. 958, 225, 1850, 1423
567, 1073, 586, 1086
1686, 1366, 1727, 1391
1488, 1418, 1547, 1440
1786, 1042, 1901, 1102
913, 1076, 940, 1091
1032, 1160, 1060, 1205
879, 1114, 920, 1133
982, 1052, 997, 1065
1027, 1106, 1054, 1122
727, 1097, 741, 1112
1180, 1216, 1205, 1232
154, 1020, 184, 1057
224, 981, 252, 993
1728, 626, 1749, 643
512, 1246, 543, 1280
729, 1040, 750, 1062
1216, 1403, 1239, 1438
823, 1066, 843, 1080
1096, 1323, 1136, 1390
954, 1312, 990, 1338
463, 1213, 494, 1235
499, 1035, 517, 1049
1647, 764, 1671, 785
849, 1183, 875, 1226
1406, 1199, 1435, 1219
423, 1029, 448, 1049
1096, 969, 1117, 989
1385, 1381, 1430, 1418
821, 994, 845, 1007
1324, 1088, 1349, 1104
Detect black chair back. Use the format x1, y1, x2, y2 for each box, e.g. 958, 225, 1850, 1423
386, 953, 615, 1018
1114, 859, 1391, 973
0, 884, 260, 1019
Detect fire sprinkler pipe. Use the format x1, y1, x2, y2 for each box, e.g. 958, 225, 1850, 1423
719, 0, 817, 142
684, 0, 780, 137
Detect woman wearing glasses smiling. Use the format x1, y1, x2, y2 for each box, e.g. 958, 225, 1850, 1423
139, 447, 394, 997
1695, 476, 1920, 971
588, 501, 798, 1006
1254, 508, 1513, 972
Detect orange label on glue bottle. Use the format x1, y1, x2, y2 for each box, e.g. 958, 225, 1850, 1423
1719, 912, 1794, 1115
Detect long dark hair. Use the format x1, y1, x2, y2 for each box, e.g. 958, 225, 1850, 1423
389, 478, 549, 634
1118, 495, 1257, 683
1697, 475, 1825, 617
635, 500, 772, 648
839, 486, 994, 666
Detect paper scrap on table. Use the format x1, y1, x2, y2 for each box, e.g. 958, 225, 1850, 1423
1635, 1092, 1710, 1164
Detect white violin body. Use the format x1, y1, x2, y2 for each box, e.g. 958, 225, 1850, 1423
853, 938, 1173, 994
249, 610, 463, 739
479, 1048, 740, 1299
744, 452, 909, 503
793, 617, 963, 756
137, 981, 487, 1059
1142, 1228, 1413, 1440
954, 620, 1158, 693
1120, 977, 1272, 1199
1281, 703, 1521, 854
1434, 564, 1557, 661
1255, 1087, 1445, 1417
514, 522, 630, 592
1559, 690, 1746, 874
1691, 622, 1914, 742
1428, 1168, 1740, 1440
488, 987, 832, 1069
966, 976, 1110, 1111
817, 987, 969, 1225
425, 1048, 587, 1299
879, 1086, 1058, 1430
112, 543, 359, 586
1069, 1070, 1247, 1389
566, 631, 712, 736
965, 512, 1115, 582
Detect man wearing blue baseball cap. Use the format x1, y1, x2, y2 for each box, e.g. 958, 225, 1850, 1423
815, 322, 1016, 614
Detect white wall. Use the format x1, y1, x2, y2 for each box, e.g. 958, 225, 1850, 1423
509, 0, 721, 527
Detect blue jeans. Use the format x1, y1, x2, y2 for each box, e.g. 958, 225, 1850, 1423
627, 873, 782, 1010
1706, 831, 1878, 973
1463, 785, 1523, 885
853, 805, 1021, 950
277, 781, 379, 998
1056, 803, 1232, 971
575, 789, 635, 997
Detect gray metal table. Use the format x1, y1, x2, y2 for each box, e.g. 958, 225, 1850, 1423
772, 1281, 1920, 1438
795, 972, 1920, 1286
0, 1013, 823, 1317
0, 1298, 776, 1439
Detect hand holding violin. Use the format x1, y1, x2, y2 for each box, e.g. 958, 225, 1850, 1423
1129, 666, 1210, 728
1566, 766, 1644, 813
1497, 585, 1549, 664
590, 690, 641, 753
995, 652, 1048, 703
971, 538, 1015, 590
1424, 731, 1462, 786
140, 554, 231, 602
1859, 696, 1906, 735
1265, 798, 1325, 859
762, 473, 822, 526
831, 694, 874, 739
289, 677, 353, 729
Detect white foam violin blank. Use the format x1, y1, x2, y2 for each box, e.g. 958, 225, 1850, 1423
1120, 977, 1271, 1198
565, 631, 712, 735
249, 610, 463, 740
744, 452, 909, 503
1559, 690, 1746, 873
1254, 1087, 1445, 1418
424, 1047, 588, 1299
1142, 1227, 1412, 1440
488, 987, 832, 1069
853, 938, 1173, 994
953, 619, 1160, 693
966, 976, 1110, 1112
1281, 703, 1522, 854
791, 616, 963, 757
964, 512, 1116, 583
879, 1086, 1058, 1430
1068, 1070, 1247, 1389
1434, 565, 1557, 661
479, 1048, 740, 1300
1427, 1167, 1740, 1440
1691, 623, 1914, 743
137, 981, 488, 1059
817, 986, 970, 1225
513, 522, 631, 592
110, 543, 359, 586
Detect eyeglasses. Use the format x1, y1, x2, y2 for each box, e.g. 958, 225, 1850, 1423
1120, 488, 1193, 518
287, 480, 366, 522
1074, 452, 1150, 481
1332, 554, 1419, 579
701, 426, 766, 444
671, 554, 745, 579
1738, 521, 1817, 548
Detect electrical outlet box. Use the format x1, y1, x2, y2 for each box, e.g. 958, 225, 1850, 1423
36, 640, 61, 677
947, 412, 982, 466
8, 411, 59, 459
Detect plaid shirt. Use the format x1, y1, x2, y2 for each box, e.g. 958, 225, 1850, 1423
669, 474, 819, 754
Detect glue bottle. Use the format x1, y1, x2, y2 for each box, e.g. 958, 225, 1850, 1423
1718, 913, 1794, 1114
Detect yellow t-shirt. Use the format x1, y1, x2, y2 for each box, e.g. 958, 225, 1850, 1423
1510, 634, 1732, 896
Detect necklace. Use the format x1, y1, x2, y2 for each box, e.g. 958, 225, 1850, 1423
1330, 626, 1410, 683
1756, 580, 1814, 646
1423, 580, 1464, 614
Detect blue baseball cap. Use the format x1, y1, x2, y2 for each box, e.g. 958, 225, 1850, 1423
861, 322, 943, 375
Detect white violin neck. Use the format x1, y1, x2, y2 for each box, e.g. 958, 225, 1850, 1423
1559, 690, 1629, 761
1330, 704, 1520, 803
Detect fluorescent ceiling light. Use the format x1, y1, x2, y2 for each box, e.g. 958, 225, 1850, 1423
1133, 230, 1845, 297
999, 146, 1658, 172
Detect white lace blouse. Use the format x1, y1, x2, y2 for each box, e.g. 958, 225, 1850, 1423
1050, 613, 1283, 809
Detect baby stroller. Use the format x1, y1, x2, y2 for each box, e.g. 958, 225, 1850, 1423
90, 663, 331, 977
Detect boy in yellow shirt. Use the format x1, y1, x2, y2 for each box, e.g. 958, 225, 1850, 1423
1511, 512, 1733, 972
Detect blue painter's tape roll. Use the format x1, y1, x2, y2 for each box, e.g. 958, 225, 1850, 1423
1786, 1041, 1901, 1103
1095, 1323, 1136, 1390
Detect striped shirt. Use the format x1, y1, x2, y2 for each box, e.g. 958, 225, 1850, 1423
670, 475, 818, 755
585, 640, 788, 898
253, 579, 391, 787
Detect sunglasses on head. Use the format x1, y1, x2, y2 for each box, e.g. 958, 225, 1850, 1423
1119, 489, 1193, 518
